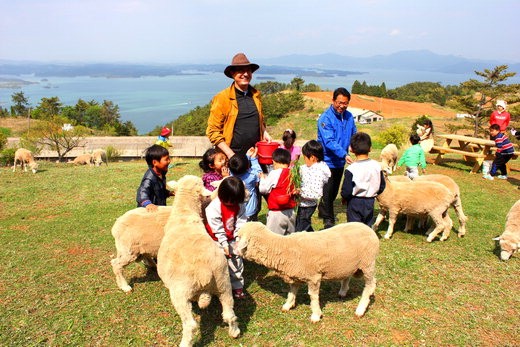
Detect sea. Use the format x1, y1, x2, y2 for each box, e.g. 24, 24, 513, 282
1, 69, 518, 134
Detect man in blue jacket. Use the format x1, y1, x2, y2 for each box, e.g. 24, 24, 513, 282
317, 87, 357, 228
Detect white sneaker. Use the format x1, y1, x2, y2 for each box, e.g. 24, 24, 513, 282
483, 174, 494, 180
497, 175, 508, 180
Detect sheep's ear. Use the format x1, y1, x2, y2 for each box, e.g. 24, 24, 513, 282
201, 187, 213, 197
492, 236, 501, 241
211, 179, 223, 189
209, 189, 218, 200
167, 180, 178, 191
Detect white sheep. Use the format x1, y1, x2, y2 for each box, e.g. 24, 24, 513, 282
373, 176, 455, 242
236, 221, 379, 321
389, 174, 467, 237
72, 153, 93, 165
493, 199, 520, 261
110, 206, 171, 292
380, 143, 398, 174
157, 175, 240, 347
92, 148, 107, 166
13, 148, 38, 174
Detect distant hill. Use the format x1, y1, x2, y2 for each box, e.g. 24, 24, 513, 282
0, 50, 518, 77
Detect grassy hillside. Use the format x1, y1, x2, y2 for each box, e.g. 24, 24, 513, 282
1, 154, 518, 346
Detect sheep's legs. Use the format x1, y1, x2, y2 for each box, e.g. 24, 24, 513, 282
426, 212, 446, 242
439, 213, 453, 241
356, 271, 376, 317
169, 288, 197, 347
384, 211, 398, 239
282, 283, 299, 312
338, 277, 351, 298
453, 198, 468, 237
307, 281, 322, 322
111, 253, 138, 292
217, 290, 240, 339
372, 211, 386, 231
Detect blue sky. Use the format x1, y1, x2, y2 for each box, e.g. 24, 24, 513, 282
1, 0, 519, 64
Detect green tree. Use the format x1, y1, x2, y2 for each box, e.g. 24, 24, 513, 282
290, 77, 305, 91
449, 65, 519, 136
11, 91, 30, 117
254, 81, 287, 95
33, 97, 62, 119
24, 116, 89, 161
351, 80, 362, 94
172, 104, 211, 136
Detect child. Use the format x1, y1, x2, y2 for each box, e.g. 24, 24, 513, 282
340, 132, 385, 226
418, 119, 434, 153
398, 134, 427, 179
282, 129, 301, 168
259, 148, 297, 235
295, 140, 331, 232
136, 144, 174, 212
155, 127, 173, 149
199, 148, 230, 191
228, 147, 263, 221
204, 176, 247, 299
484, 124, 515, 180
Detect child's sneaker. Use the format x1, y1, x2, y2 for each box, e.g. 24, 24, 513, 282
483, 174, 494, 180
232, 288, 246, 299
497, 175, 508, 180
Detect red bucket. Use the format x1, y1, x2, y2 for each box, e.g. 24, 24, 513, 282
256, 141, 280, 165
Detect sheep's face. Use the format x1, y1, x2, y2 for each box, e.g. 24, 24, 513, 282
30, 162, 38, 174
235, 235, 247, 257
499, 239, 519, 261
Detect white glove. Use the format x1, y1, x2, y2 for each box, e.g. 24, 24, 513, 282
511, 128, 517, 136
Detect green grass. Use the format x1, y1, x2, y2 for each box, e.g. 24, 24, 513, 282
1, 155, 519, 346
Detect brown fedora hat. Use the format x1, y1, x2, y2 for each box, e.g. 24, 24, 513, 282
224, 53, 260, 78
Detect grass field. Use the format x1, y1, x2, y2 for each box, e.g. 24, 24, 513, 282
1, 154, 519, 346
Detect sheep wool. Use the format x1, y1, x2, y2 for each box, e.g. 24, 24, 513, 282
13, 148, 38, 174
157, 175, 240, 347
494, 199, 520, 261
236, 221, 379, 321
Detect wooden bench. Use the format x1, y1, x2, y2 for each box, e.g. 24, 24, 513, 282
430, 145, 486, 159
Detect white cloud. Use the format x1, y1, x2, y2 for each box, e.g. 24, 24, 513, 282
389, 29, 401, 36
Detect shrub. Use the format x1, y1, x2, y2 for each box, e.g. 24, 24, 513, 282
377, 124, 408, 149
0, 131, 7, 151
105, 145, 122, 162
0, 147, 16, 166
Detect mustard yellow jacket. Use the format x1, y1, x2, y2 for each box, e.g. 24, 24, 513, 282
206, 83, 266, 147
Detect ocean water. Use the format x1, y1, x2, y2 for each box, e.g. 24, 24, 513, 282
1, 69, 516, 134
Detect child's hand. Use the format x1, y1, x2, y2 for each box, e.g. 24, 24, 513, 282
223, 245, 230, 258
146, 204, 158, 212
246, 147, 258, 158
221, 166, 230, 177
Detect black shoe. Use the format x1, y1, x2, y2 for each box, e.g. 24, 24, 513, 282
323, 221, 335, 229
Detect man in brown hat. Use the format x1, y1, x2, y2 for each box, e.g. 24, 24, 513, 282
206, 53, 272, 159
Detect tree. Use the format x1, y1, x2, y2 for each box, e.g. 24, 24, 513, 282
290, 77, 305, 91
33, 97, 62, 119
11, 91, 30, 117
24, 116, 89, 162
449, 65, 519, 136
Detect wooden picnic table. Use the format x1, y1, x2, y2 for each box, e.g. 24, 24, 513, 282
430, 133, 518, 174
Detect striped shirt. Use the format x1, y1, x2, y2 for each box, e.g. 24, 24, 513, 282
493, 132, 514, 154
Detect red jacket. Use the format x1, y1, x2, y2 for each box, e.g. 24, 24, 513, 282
490, 110, 511, 132
266, 168, 297, 211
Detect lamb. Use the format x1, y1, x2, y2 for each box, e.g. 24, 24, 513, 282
12, 148, 38, 174
373, 175, 455, 242
493, 199, 520, 261
380, 143, 398, 174
236, 221, 379, 322
72, 153, 93, 165
157, 175, 240, 347
91, 148, 108, 166
389, 174, 468, 237
110, 206, 172, 292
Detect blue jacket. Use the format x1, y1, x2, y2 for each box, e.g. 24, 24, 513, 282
317, 105, 357, 169
234, 156, 262, 217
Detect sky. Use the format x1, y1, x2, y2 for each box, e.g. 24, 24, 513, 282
1, 0, 519, 64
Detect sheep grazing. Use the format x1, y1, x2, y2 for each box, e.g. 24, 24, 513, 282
110, 206, 172, 292
236, 221, 379, 321
72, 153, 93, 165
13, 148, 38, 174
157, 175, 240, 347
380, 143, 398, 174
373, 176, 455, 242
493, 199, 520, 261
92, 148, 108, 166
389, 174, 468, 237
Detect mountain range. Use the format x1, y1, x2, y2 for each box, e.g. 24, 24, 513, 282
0, 50, 518, 78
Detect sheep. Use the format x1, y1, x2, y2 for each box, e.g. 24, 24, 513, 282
12, 148, 38, 174
92, 148, 108, 166
157, 175, 240, 347
389, 174, 468, 237
493, 199, 520, 261
380, 143, 398, 174
236, 221, 379, 321
72, 153, 93, 165
110, 206, 172, 293
373, 175, 455, 242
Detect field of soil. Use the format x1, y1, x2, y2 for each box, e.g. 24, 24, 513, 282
304, 92, 456, 119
